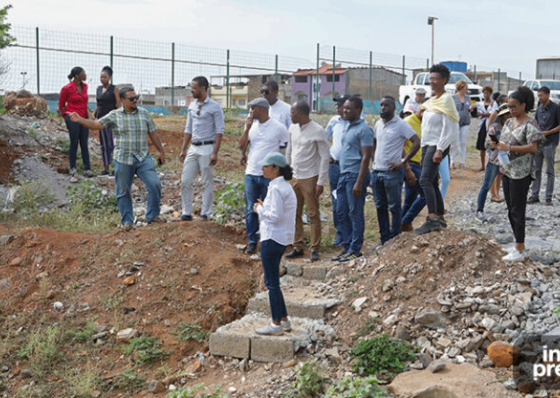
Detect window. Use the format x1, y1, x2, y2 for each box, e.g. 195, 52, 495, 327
326, 75, 340, 82
238, 99, 246, 106
295, 76, 308, 83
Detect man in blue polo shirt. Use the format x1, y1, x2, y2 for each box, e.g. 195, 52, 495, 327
371, 96, 420, 247
333, 96, 373, 263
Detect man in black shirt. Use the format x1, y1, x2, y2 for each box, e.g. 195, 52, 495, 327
528, 86, 560, 205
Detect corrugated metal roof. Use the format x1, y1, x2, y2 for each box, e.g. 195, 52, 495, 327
293, 64, 348, 76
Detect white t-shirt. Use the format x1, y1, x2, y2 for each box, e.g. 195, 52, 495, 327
269, 99, 292, 130
246, 118, 289, 176
373, 117, 417, 171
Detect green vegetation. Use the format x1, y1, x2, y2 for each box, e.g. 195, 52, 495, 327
325, 375, 390, 398
111, 367, 146, 394
64, 362, 103, 398
284, 361, 325, 398
66, 179, 117, 210
173, 322, 209, 343
213, 182, 245, 224
65, 317, 97, 344
11, 180, 55, 214
167, 383, 228, 398
122, 335, 169, 364
56, 137, 71, 153
350, 333, 415, 377
16, 326, 62, 378
355, 317, 378, 339
0, 5, 16, 49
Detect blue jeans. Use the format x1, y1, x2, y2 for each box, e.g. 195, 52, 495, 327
336, 171, 370, 253
476, 162, 500, 213
114, 156, 162, 225
64, 115, 91, 170
328, 163, 343, 245
260, 239, 288, 322
244, 174, 270, 244
372, 169, 405, 244
402, 163, 426, 225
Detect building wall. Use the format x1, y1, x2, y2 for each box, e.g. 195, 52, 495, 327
155, 87, 192, 106
537, 59, 560, 80
210, 84, 249, 108
345, 68, 403, 101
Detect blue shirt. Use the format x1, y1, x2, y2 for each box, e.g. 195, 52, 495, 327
340, 119, 374, 174
325, 115, 348, 161
185, 96, 225, 142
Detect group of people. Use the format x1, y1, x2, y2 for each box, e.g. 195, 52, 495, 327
60, 62, 556, 335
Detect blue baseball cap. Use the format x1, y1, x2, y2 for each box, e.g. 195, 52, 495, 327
258, 152, 287, 168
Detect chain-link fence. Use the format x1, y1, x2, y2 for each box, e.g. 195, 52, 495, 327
3, 26, 531, 115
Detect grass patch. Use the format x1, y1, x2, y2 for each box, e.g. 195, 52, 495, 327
213, 182, 244, 225
122, 335, 169, 364
325, 375, 390, 398
65, 317, 98, 344
167, 383, 227, 398
350, 333, 415, 378
284, 360, 325, 398
16, 325, 62, 379
173, 322, 209, 343
355, 317, 378, 339
11, 180, 55, 214
64, 362, 103, 398
111, 367, 146, 394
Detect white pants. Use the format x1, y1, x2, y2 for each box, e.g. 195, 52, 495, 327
450, 125, 470, 165
181, 144, 214, 217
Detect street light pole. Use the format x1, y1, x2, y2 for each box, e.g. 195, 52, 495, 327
428, 16, 438, 66
21, 71, 27, 89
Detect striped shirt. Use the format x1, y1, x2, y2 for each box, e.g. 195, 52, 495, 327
99, 107, 157, 165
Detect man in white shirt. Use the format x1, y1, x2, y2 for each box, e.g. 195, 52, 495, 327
285, 101, 330, 262
371, 96, 420, 247
239, 98, 289, 254
261, 80, 291, 152
405, 87, 427, 112
179, 76, 225, 221
326, 95, 350, 247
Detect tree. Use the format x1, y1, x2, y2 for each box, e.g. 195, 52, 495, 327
0, 5, 14, 49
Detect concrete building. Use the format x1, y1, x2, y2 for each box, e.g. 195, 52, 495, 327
211, 73, 292, 108
465, 71, 522, 94
537, 57, 560, 80
155, 86, 192, 107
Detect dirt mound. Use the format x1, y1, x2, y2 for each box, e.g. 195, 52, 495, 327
4, 90, 48, 118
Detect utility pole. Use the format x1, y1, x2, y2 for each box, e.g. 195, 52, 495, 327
428, 16, 438, 66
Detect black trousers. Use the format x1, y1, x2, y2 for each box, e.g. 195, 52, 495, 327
503, 175, 532, 244
419, 145, 449, 216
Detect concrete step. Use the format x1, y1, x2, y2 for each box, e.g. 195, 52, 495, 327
247, 286, 342, 320
283, 261, 344, 281
209, 313, 335, 362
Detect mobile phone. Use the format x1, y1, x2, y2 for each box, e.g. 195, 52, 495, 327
490, 134, 499, 144
157, 158, 162, 166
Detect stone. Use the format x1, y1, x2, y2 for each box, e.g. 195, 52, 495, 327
417, 353, 432, 368
414, 308, 447, 328
20, 369, 33, 379
10, 257, 22, 267
302, 265, 328, 281
228, 387, 237, 394
517, 380, 536, 394
487, 341, 520, 368
284, 262, 302, 277
383, 314, 398, 327
123, 276, 135, 285
184, 359, 201, 374
160, 205, 174, 214
464, 335, 484, 352
239, 358, 249, 372
428, 359, 446, 373
496, 234, 514, 244
53, 301, 64, 311
437, 337, 452, 348
0, 235, 14, 245
352, 296, 368, 309
146, 380, 166, 394
480, 317, 497, 331
282, 359, 297, 368
209, 332, 251, 359
0, 278, 10, 291
116, 328, 138, 341
395, 325, 411, 341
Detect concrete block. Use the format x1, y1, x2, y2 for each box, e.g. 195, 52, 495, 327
284, 262, 302, 277
251, 336, 294, 362
302, 265, 327, 281
209, 332, 250, 359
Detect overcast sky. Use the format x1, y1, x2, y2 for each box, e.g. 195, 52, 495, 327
5, 0, 559, 88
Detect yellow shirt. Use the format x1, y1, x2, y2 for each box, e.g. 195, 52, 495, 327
404, 114, 422, 163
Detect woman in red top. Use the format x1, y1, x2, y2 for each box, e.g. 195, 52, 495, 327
59, 66, 93, 177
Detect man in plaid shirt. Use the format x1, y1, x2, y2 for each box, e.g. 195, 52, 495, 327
69, 86, 166, 231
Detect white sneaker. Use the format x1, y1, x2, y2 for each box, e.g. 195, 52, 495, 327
281, 320, 291, 332
475, 211, 487, 223
502, 250, 526, 262
255, 323, 283, 336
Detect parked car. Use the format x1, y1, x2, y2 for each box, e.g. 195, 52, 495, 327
399, 72, 483, 107
509, 80, 560, 104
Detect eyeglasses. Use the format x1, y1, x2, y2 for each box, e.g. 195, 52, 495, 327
260, 89, 270, 95
508, 104, 519, 110
196, 102, 203, 116
125, 95, 139, 102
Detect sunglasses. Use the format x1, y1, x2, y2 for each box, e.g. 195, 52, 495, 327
125, 95, 139, 101
260, 89, 270, 95
196, 102, 203, 116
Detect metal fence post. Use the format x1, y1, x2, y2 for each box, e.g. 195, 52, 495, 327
35, 27, 40, 95
402, 55, 406, 86
171, 42, 175, 106
426, 58, 429, 71
519, 71, 522, 85
226, 49, 230, 109
474, 65, 477, 83
275, 54, 278, 83
369, 51, 372, 104
497, 68, 501, 93
332, 46, 336, 98
110, 36, 113, 84
316, 43, 320, 111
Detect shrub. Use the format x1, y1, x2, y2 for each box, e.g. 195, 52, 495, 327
16, 326, 62, 378
122, 335, 169, 364
167, 383, 227, 398
350, 333, 415, 377
284, 361, 325, 398
213, 182, 244, 225
11, 180, 54, 214
325, 375, 390, 398
173, 322, 209, 343
111, 367, 146, 393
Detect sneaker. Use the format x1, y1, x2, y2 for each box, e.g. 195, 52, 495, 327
527, 197, 540, 204
83, 170, 95, 178
98, 170, 110, 177
148, 216, 166, 224
246, 243, 257, 254
284, 249, 304, 259
476, 211, 487, 223
331, 248, 348, 262
339, 251, 363, 263
502, 249, 526, 262
255, 323, 284, 336
310, 251, 320, 262
438, 217, 447, 228
180, 214, 193, 221
414, 216, 441, 235
69, 168, 77, 176
281, 320, 292, 332
367, 242, 383, 253
123, 222, 133, 231
200, 214, 208, 221
545, 199, 553, 206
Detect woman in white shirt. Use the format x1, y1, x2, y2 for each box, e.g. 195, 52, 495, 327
253, 152, 297, 335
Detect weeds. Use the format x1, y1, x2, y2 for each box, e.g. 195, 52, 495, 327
122, 335, 169, 364
112, 367, 146, 393
11, 180, 54, 214
167, 383, 227, 398
173, 322, 209, 343
213, 182, 245, 225
325, 375, 390, 398
64, 362, 103, 398
284, 360, 325, 398
65, 317, 97, 344
350, 333, 415, 377
16, 326, 62, 378
355, 317, 378, 339
56, 137, 70, 153
66, 179, 117, 210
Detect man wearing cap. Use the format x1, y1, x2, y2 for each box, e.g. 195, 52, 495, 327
325, 95, 350, 246
405, 88, 427, 112
179, 76, 225, 221
285, 101, 330, 262
239, 98, 289, 254
261, 80, 291, 153
371, 96, 420, 246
